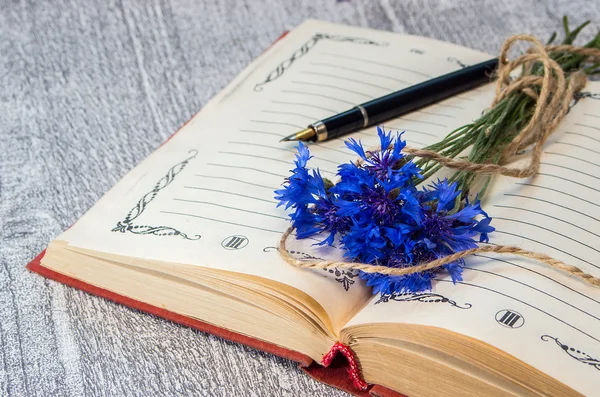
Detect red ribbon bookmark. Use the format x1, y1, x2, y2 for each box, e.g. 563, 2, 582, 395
322, 342, 368, 391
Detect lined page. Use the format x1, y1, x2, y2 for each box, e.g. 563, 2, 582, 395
57, 20, 493, 329
346, 83, 600, 396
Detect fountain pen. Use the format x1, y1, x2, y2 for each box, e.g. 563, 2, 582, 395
280, 58, 498, 142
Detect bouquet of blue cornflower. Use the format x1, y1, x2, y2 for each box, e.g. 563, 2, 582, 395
276, 128, 494, 294
275, 17, 600, 295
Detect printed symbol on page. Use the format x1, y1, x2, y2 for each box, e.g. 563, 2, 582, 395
222, 235, 249, 250
495, 309, 525, 329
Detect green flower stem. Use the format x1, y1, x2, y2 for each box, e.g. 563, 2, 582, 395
411, 16, 600, 202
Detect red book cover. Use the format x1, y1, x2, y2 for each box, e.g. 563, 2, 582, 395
27, 250, 402, 397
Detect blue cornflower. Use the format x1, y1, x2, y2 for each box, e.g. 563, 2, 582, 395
335, 181, 403, 226
276, 132, 494, 295
275, 142, 316, 210
417, 179, 494, 252
364, 179, 494, 292
345, 127, 420, 183
341, 223, 388, 264
363, 272, 438, 295
307, 171, 352, 245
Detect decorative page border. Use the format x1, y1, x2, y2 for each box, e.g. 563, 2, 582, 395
375, 291, 472, 309
572, 91, 600, 108
263, 246, 358, 291
254, 33, 388, 91
541, 335, 600, 371
325, 267, 359, 291
112, 150, 201, 240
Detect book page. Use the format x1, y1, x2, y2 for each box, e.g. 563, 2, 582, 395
57, 20, 493, 330
345, 83, 600, 396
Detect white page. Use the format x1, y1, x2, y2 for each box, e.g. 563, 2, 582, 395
57, 19, 494, 330
346, 84, 600, 395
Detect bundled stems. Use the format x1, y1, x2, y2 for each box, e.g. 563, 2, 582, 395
412, 16, 600, 201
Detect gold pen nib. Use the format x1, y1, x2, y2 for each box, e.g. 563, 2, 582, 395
280, 127, 316, 142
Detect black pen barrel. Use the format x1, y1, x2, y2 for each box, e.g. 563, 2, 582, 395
319, 107, 366, 139
318, 58, 498, 141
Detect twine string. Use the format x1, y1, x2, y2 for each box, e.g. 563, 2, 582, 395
279, 35, 600, 287
403, 37, 595, 178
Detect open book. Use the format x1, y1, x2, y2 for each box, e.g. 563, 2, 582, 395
30, 20, 600, 397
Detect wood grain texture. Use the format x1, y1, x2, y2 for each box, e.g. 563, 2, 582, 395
1, 0, 599, 395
